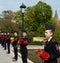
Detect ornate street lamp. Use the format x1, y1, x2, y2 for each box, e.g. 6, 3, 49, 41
20, 3, 26, 32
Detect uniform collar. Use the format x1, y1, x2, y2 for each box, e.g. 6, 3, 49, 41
48, 37, 52, 42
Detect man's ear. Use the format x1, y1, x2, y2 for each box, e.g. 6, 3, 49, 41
51, 32, 53, 36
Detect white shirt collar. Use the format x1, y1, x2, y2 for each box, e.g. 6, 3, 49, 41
48, 37, 52, 42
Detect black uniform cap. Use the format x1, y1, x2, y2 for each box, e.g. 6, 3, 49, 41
23, 30, 27, 33
14, 31, 18, 34
45, 25, 55, 32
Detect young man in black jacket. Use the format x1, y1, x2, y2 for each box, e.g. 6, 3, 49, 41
44, 25, 60, 63
12, 31, 18, 61
6, 32, 11, 54
19, 31, 28, 63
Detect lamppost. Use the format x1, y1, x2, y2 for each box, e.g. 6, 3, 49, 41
20, 3, 26, 32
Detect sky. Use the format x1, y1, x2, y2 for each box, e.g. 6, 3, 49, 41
0, 0, 60, 19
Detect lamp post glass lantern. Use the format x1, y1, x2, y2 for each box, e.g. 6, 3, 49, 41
20, 3, 26, 32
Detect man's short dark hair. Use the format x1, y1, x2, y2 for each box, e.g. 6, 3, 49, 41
45, 25, 55, 32
23, 30, 27, 33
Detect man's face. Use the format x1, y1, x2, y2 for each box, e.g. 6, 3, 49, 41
7, 32, 10, 35
45, 30, 53, 39
14, 32, 17, 36
23, 32, 27, 37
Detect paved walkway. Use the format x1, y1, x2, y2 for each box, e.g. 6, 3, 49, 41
0, 44, 33, 63
27, 45, 44, 49
0, 44, 23, 63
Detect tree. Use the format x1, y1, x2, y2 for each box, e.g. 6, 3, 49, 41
0, 10, 20, 33
13, 11, 21, 22
25, 1, 52, 36
2, 10, 13, 21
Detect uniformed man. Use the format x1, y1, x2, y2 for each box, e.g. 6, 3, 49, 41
0, 33, 2, 45
0, 33, 2, 44
19, 31, 28, 63
6, 32, 11, 54
1, 33, 4, 47
12, 31, 18, 61
44, 25, 60, 63
4, 32, 7, 50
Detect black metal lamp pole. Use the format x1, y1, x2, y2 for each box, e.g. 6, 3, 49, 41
20, 3, 26, 32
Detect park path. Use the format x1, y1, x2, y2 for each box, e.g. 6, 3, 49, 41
0, 44, 33, 63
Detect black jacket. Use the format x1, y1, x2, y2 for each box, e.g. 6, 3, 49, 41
12, 36, 18, 47
7, 35, 11, 44
20, 37, 28, 53
44, 38, 60, 63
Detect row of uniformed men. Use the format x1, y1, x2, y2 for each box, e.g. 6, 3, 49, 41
0, 31, 28, 63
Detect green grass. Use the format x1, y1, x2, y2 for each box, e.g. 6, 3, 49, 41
28, 49, 44, 63
28, 49, 60, 63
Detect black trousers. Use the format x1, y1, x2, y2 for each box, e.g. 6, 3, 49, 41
13, 46, 18, 60
21, 50, 27, 63
4, 41, 7, 50
7, 42, 10, 53
44, 59, 57, 63
1, 39, 4, 47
